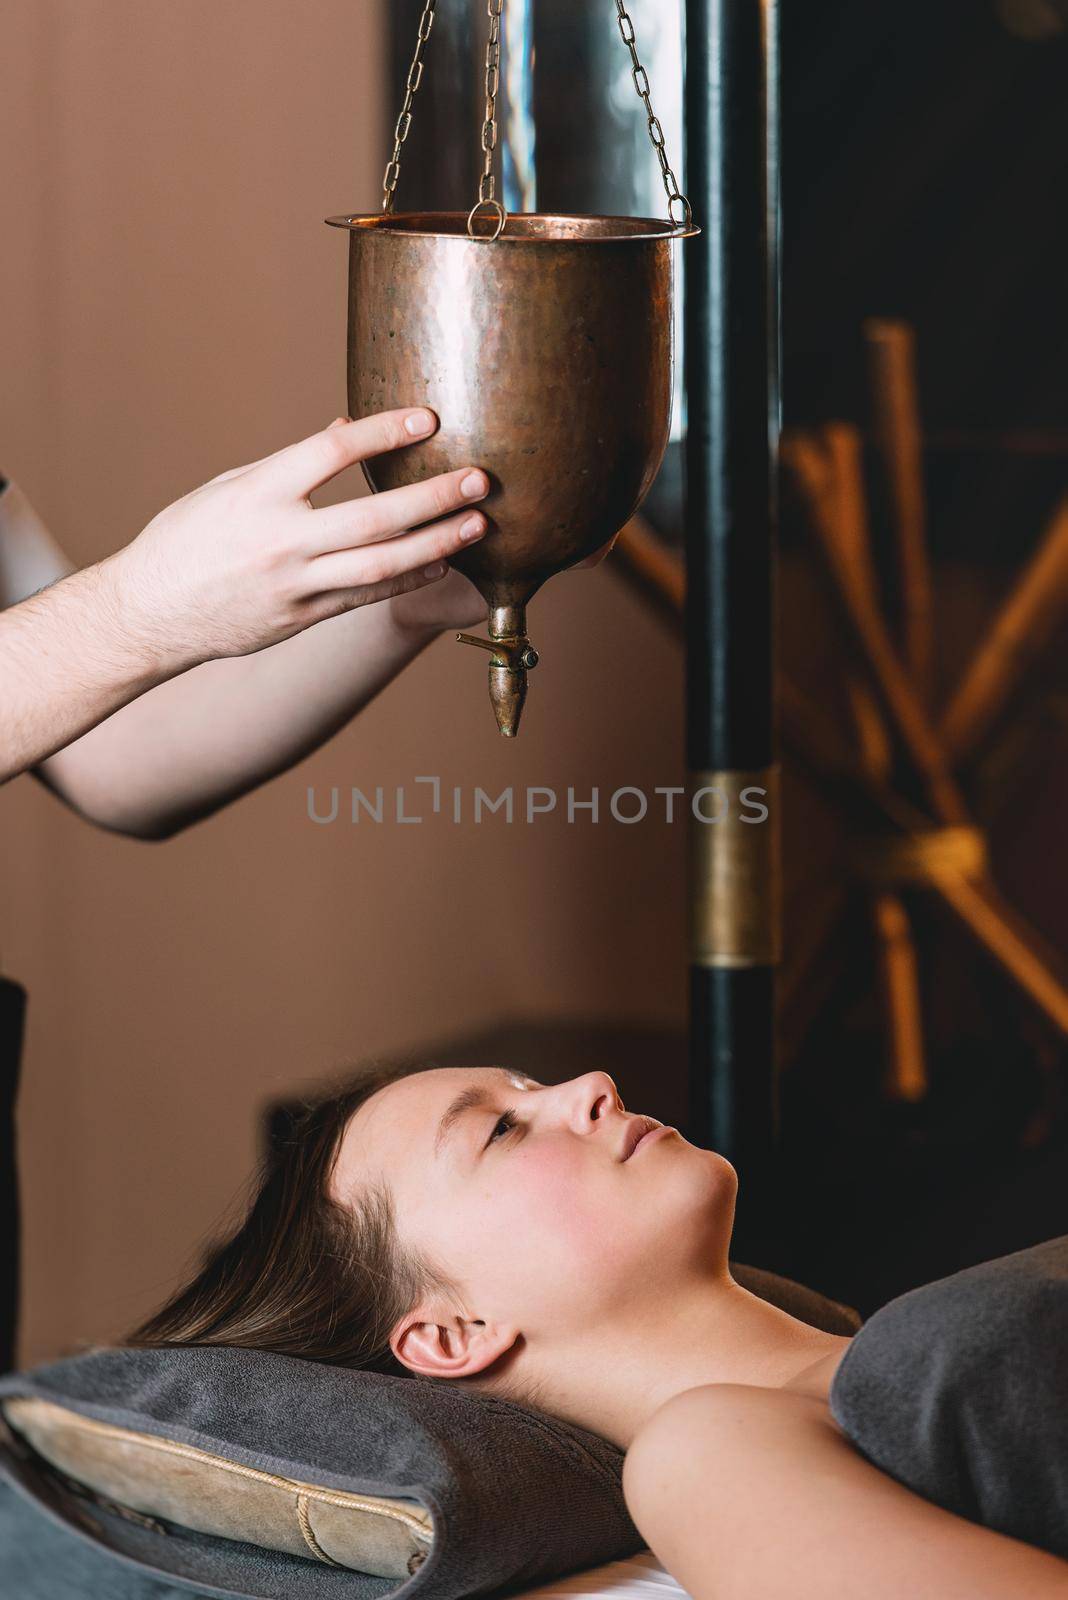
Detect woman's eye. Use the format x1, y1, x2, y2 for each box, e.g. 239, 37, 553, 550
488, 1109, 518, 1145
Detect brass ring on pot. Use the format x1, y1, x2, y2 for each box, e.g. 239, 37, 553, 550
669, 194, 694, 231
467, 198, 508, 241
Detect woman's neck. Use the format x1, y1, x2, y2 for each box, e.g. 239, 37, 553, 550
533, 1271, 852, 1450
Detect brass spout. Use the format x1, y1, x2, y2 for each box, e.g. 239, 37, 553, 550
456, 603, 539, 738
488, 663, 527, 740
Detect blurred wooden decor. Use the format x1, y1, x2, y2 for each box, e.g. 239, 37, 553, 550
611, 319, 1068, 1131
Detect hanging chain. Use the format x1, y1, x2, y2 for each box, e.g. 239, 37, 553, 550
614, 1, 693, 229
468, 0, 508, 238
479, 0, 504, 203
382, 0, 438, 214
383, 0, 686, 236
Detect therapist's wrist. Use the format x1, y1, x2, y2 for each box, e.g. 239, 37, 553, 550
94, 550, 206, 680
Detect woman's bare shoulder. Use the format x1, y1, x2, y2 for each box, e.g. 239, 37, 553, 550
623, 1384, 833, 1523
623, 1379, 1068, 1600
622, 1386, 830, 1600
625, 1381, 829, 1486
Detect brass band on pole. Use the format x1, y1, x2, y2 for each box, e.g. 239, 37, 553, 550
688, 766, 782, 969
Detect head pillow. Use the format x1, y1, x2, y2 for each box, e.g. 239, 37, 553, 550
0, 1268, 858, 1600
0, 1344, 637, 1600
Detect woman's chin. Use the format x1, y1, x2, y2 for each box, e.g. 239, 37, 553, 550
693, 1146, 738, 1213
673, 1136, 738, 1193
644, 1143, 738, 1252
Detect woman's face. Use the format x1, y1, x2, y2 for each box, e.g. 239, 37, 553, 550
329, 1066, 736, 1352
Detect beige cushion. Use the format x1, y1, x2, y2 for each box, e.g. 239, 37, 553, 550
3, 1397, 433, 1579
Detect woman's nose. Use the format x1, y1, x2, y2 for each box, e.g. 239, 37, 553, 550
571, 1070, 624, 1129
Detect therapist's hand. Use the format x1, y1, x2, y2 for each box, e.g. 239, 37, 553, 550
108, 410, 491, 670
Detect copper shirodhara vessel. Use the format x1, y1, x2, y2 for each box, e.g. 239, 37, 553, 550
327, 209, 695, 735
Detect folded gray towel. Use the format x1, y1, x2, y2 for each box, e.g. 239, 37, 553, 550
831, 1233, 1068, 1559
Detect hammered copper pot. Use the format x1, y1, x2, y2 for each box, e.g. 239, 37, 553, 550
326, 210, 696, 735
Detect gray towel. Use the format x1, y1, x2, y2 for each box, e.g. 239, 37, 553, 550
831, 1233, 1068, 1558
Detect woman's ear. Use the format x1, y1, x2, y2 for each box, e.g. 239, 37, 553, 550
391, 1306, 519, 1379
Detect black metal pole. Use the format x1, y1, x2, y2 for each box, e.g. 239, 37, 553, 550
684, 0, 781, 1250
0, 976, 26, 1372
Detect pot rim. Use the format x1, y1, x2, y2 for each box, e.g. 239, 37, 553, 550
324, 209, 700, 244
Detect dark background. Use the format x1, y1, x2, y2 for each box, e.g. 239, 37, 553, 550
776, 0, 1068, 1310
784, 0, 1068, 434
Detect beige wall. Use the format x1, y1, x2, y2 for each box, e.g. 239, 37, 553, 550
0, 1, 686, 1366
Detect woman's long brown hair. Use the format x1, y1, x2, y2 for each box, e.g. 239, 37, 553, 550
126, 1062, 454, 1374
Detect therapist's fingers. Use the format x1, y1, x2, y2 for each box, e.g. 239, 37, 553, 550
258, 409, 443, 497
205, 418, 351, 489
308, 560, 457, 620
308, 466, 491, 554
309, 507, 487, 594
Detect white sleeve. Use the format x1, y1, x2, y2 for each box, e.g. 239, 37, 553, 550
0, 477, 75, 608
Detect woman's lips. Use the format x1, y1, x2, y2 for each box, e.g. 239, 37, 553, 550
630, 1124, 674, 1157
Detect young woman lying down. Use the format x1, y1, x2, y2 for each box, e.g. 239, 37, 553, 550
127, 1063, 1068, 1600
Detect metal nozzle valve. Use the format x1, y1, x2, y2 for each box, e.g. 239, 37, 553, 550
455, 633, 539, 673
455, 604, 538, 738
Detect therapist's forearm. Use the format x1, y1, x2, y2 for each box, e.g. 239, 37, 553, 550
38, 596, 437, 838
0, 557, 193, 785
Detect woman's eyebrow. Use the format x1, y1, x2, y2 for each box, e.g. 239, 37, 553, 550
434, 1072, 541, 1157
434, 1085, 496, 1156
